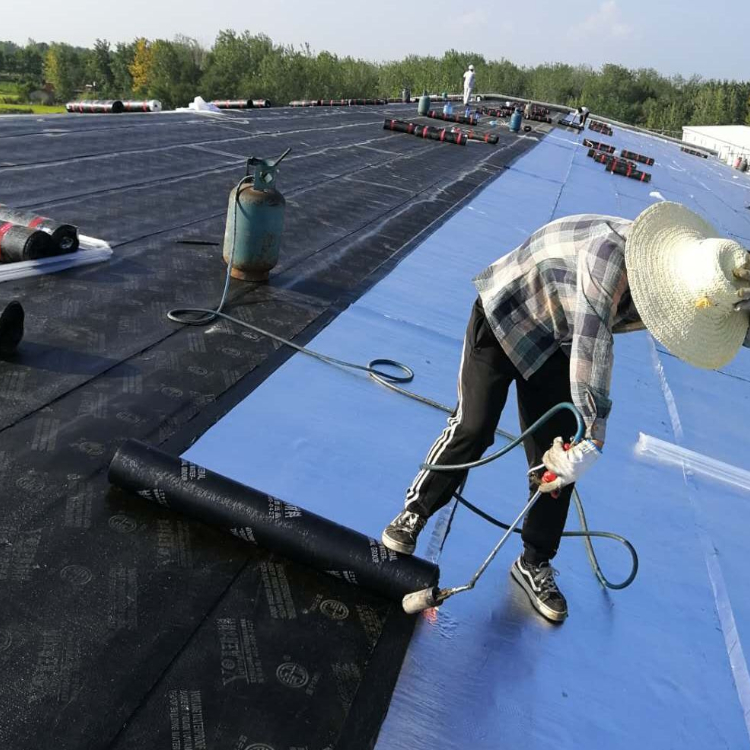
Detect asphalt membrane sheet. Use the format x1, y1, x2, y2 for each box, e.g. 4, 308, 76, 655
184, 120, 750, 749
0, 103, 541, 749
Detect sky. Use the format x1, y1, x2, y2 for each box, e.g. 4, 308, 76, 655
5, 0, 750, 80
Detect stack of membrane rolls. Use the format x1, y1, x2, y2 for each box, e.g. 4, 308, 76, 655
385, 118, 499, 146
0, 205, 79, 263
383, 119, 467, 146
426, 110, 479, 126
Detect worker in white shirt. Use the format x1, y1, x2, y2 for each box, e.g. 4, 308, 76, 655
463, 65, 476, 105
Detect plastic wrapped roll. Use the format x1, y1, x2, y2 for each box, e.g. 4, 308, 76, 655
0, 205, 78, 254
383, 119, 467, 145
211, 100, 253, 109
681, 146, 709, 159
65, 100, 124, 114
121, 100, 162, 112
606, 158, 652, 182
583, 139, 615, 154
109, 440, 440, 602
589, 120, 613, 136
252, 99, 271, 108
289, 100, 321, 107
620, 149, 655, 166
426, 110, 478, 125
0, 223, 56, 262
461, 129, 499, 144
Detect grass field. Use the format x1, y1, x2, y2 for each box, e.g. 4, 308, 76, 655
0, 102, 67, 115
0, 80, 67, 114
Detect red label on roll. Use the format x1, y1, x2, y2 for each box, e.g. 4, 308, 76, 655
28, 216, 45, 229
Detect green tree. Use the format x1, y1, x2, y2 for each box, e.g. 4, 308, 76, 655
85, 39, 114, 97
129, 38, 153, 96
111, 42, 135, 97
146, 37, 204, 108
44, 43, 81, 101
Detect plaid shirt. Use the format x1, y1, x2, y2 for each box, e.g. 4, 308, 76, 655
473, 214, 643, 442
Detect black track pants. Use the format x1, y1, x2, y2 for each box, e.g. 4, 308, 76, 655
404, 297, 577, 563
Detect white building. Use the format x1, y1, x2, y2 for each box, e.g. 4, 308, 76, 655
682, 125, 750, 166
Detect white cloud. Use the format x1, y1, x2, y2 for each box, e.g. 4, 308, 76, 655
568, 0, 634, 42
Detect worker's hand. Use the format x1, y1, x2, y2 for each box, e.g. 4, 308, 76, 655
539, 438, 602, 494
733, 255, 750, 311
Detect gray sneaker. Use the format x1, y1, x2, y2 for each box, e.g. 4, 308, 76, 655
511, 555, 568, 622
381, 509, 427, 555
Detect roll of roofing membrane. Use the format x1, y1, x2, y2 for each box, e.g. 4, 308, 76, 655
427, 110, 478, 125
0, 205, 79, 254
0, 223, 56, 262
252, 99, 271, 108
121, 100, 162, 112
383, 119, 467, 145
211, 100, 253, 109
65, 100, 125, 113
109, 440, 440, 601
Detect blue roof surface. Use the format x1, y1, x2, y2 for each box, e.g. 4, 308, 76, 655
185, 123, 750, 748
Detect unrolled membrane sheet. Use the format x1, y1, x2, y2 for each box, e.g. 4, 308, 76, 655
185, 125, 750, 749
0, 234, 111, 281
110, 439, 439, 601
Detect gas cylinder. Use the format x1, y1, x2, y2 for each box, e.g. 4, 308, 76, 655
509, 108, 523, 133
222, 148, 291, 281
418, 94, 431, 116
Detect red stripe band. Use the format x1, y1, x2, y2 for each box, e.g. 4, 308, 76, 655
28, 216, 45, 229
0, 222, 14, 252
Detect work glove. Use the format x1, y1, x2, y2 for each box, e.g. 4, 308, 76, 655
539, 437, 601, 494
733, 254, 750, 312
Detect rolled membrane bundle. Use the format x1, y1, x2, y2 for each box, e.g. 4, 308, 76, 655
0, 223, 56, 263
108, 440, 440, 602
0, 205, 79, 254
121, 100, 162, 112
426, 110, 478, 125
211, 100, 253, 109
383, 119, 467, 145
252, 99, 272, 108
460, 129, 499, 144
65, 100, 125, 114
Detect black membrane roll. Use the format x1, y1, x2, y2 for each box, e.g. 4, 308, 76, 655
0, 223, 56, 262
109, 439, 440, 601
0, 204, 79, 254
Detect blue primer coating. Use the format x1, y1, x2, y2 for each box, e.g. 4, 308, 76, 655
185, 125, 750, 748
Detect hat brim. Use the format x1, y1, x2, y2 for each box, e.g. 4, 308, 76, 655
625, 201, 748, 369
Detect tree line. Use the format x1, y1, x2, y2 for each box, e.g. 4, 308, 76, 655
2, 34, 749, 132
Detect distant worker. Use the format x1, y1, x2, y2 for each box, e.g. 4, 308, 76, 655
570, 106, 590, 128
463, 65, 476, 105
382, 202, 750, 623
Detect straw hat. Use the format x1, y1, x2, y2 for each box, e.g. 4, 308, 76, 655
625, 201, 750, 369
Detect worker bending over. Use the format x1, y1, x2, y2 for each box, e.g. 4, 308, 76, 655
382, 202, 750, 622
463, 65, 475, 105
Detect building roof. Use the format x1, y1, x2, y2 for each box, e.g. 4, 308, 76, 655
185, 116, 750, 749
0, 103, 537, 748
683, 124, 750, 149
3, 103, 750, 748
